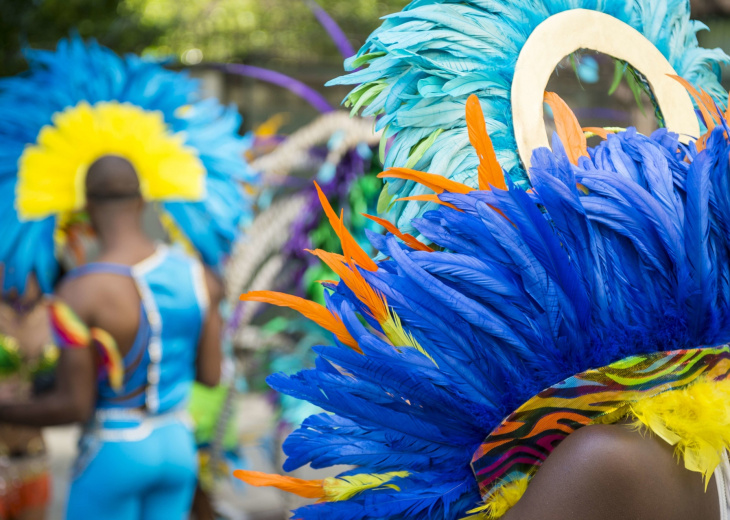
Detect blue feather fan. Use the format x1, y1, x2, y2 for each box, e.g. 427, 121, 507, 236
266, 124, 730, 519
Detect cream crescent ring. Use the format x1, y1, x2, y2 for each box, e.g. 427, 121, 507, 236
512, 9, 701, 169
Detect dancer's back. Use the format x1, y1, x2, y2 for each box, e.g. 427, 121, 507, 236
56, 155, 222, 520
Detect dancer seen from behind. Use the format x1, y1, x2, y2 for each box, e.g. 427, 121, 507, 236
0, 38, 254, 520
0, 156, 223, 519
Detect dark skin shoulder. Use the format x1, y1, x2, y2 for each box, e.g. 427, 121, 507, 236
0, 273, 125, 426
503, 423, 720, 520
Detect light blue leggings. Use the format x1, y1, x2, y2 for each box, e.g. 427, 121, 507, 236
66, 420, 197, 520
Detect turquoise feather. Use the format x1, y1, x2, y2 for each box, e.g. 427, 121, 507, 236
328, 0, 728, 233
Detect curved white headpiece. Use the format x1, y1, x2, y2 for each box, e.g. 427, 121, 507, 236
512, 9, 700, 168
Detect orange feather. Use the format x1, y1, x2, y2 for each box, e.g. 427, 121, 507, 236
314, 181, 377, 272
233, 470, 324, 499
397, 195, 461, 211
363, 214, 434, 252
240, 291, 361, 352
378, 168, 473, 194
583, 127, 611, 140
544, 91, 588, 165
466, 94, 506, 191
308, 249, 389, 323
669, 75, 718, 131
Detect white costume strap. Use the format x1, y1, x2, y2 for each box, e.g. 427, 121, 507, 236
715, 451, 730, 520
86, 408, 191, 443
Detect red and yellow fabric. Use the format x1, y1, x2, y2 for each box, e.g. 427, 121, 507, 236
48, 300, 124, 392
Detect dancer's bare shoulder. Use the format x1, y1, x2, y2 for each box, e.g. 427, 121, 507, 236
503, 423, 719, 520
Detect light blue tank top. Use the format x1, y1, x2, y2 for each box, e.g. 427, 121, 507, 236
67, 246, 208, 414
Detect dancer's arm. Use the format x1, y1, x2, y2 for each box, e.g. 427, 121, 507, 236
195, 267, 223, 387
0, 277, 100, 426
0, 346, 96, 426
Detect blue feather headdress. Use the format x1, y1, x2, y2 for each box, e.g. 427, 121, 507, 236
235, 99, 730, 518
0, 37, 256, 293
231, 1, 730, 517
328, 0, 729, 233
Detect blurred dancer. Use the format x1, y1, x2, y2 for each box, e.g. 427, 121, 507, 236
0, 36, 253, 520
0, 156, 223, 519
0, 277, 55, 520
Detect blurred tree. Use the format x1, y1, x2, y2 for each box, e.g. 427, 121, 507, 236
124, 0, 405, 66
692, 0, 730, 15
0, 0, 161, 76
2, 0, 729, 77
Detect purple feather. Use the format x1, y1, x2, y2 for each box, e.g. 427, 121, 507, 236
221, 63, 334, 113
303, 0, 356, 59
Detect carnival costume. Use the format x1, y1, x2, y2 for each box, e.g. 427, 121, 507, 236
234, 1, 730, 519
0, 36, 254, 519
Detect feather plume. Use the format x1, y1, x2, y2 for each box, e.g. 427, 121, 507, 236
464, 477, 530, 520
396, 195, 460, 211
544, 92, 588, 165
233, 470, 325, 499
670, 75, 720, 130
378, 168, 473, 194
323, 472, 410, 501
582, 127, 624, 140
315, 181, 377, 272
240, 291, 360, 352
363, 214, 434, 252
307, 249, 388, 323
631, 377, 730, 484
466, 94, 506, 191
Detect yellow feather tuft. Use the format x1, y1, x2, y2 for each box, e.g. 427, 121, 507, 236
381, 307, 438, 366
17, 101, 205, 220
323, 471, 409, 502
631, 377, 730, 485
463, 477, 530, 520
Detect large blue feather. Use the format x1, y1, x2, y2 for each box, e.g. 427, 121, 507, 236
265, 122, 730, 519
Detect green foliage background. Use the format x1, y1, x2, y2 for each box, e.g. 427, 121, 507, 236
0, 0, 406, 76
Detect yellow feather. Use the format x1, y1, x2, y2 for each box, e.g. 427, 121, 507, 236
463, 477, 530, 520
631, 377, 730, 485
17, 101, 205, 221
381, 307, 438, 367
323, 471, 409, 502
